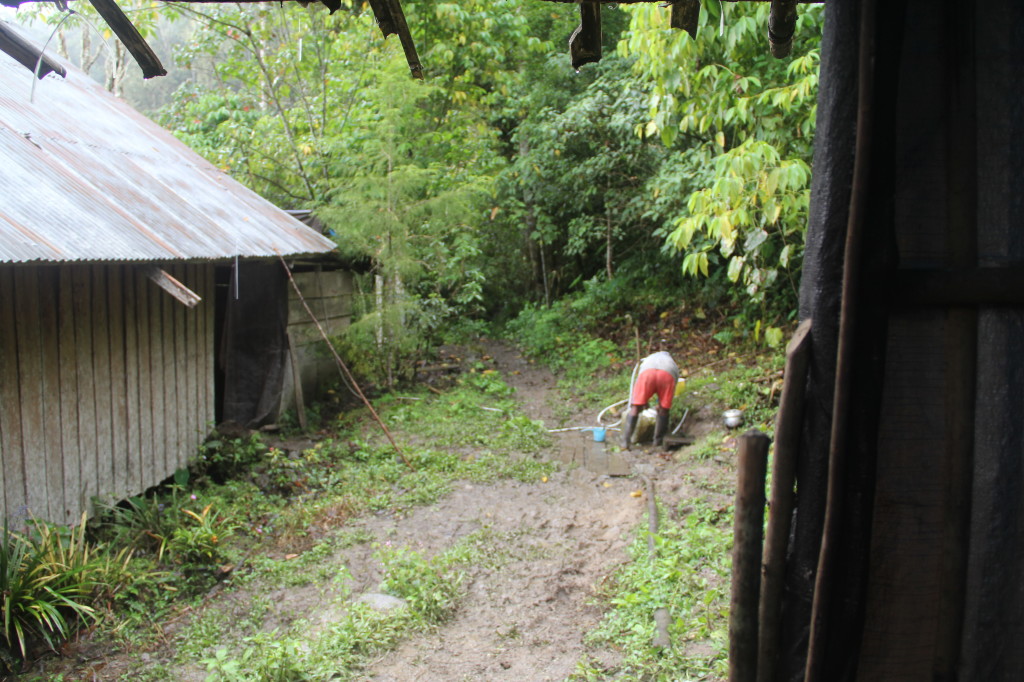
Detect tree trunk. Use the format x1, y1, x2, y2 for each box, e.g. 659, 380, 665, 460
605, 210, 614, 279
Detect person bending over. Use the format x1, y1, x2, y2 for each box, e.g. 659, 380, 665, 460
621, 351, 679, 450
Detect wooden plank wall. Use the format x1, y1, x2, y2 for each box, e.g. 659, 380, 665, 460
0, 263, 214, 525
280, 268, 354, 415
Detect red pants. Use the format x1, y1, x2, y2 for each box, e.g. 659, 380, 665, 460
631, 369, 676, 409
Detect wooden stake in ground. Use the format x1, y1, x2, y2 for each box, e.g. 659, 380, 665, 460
277, 256, 410, 468
642, 474, 673, 650
730, 430, 771, 682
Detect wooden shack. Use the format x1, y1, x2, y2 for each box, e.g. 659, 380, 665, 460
0, 43, 336, 524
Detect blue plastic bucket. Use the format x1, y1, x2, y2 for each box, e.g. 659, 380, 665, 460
591, 427, 606, 442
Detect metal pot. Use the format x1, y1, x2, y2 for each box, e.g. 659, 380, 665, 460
723, 409, 744, 429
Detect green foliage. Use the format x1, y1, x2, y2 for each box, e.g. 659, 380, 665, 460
196, 434, 267, 483
505, 301, 622, 380
668, 140, 810, 307
203, 630, 311, 682
574, 500, 732, 680
330, 291, 458, 388
153, 0, 818, 342
460, 368, 514, 397
160, 4, 511, 383
0, 518, 100, 665
377, 370, 553, 458
96, 490, 182, 561
96, 482, 237, 571
685, 353, 784, 431
621, 2, 822, 325
378, 546, 464, 623
494, 55, 669, 303
197, 536, 482, 681
168, 503, 236, 567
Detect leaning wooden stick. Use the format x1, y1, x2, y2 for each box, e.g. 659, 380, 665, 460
277, 256, 410, 468
757, 319, 811, 682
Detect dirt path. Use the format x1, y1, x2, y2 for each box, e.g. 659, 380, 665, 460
356, 340, 704, 681
354, 342, 634, 680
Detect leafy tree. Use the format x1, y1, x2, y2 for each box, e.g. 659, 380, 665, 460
621, 2, 822, 335
163, 3, 393, 204
152, 0, 823, 364
317, 65, 498, 384
495, 55, 666, 305
160, 3, 506, 383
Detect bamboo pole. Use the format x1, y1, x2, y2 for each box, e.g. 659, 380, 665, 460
730, 430, 771, 682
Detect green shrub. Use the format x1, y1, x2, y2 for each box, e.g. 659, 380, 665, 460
378, 546, 464, 624
576, 500, 732, 680
96, 488, 185, 560
0, 517, 101, 664
505, 302, 622, 380
167, 502, 236, 567
196, 434, 268, 483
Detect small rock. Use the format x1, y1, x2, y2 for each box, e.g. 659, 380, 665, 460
356, 593, 408, 613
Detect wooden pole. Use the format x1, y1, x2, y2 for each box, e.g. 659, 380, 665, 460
730, 430, 771, 682
642, 474, 673, 649
0, 23, 66, 79
768, 0, 800, 58
86, 0, 166, 78
569, 1, 602, 70
757, 319, 811, 682
804, 1, 877, 676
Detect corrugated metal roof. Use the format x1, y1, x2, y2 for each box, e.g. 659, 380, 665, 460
0, 33, 336, 264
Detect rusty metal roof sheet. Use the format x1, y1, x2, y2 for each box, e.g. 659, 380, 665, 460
0, 36, 336, 264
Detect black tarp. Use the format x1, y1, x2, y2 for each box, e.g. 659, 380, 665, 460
781, 0, 1024, 679
220, 261, 289, 429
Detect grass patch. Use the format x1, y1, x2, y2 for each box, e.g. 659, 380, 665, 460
199, 531, 494, 681
684, 355, 784, 435
572, 499, 733, 681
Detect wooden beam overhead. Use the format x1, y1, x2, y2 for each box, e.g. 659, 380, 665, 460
0, 22, 66, 79
86, 0, 166, 79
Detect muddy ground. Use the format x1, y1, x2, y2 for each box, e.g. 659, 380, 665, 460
360, 341, 733, 681
28, 341, 736, 681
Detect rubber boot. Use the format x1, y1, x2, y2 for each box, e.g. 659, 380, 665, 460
621, 414, 638, 450
653, 411, 670, 447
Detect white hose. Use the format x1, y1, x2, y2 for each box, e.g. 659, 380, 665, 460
595, 360, 642, 429
596, 398, 630, 428
547, 360, 642, 433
